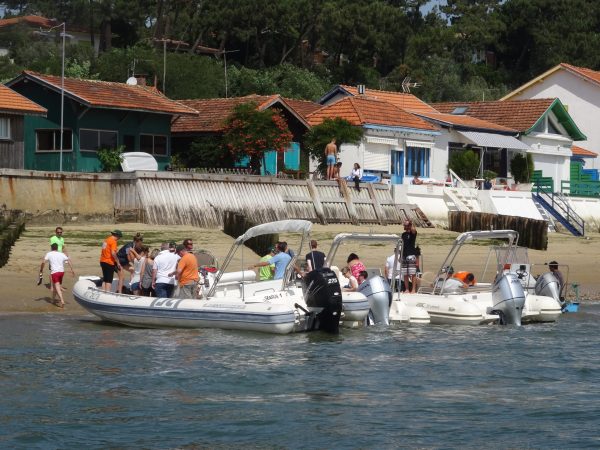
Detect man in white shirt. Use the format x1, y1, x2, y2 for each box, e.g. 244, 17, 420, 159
152, 242, 179, 298
39, 243, 74, 308
385, 252, 402, 292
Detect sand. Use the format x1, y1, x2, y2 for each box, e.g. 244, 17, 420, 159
1, 223, 598, 314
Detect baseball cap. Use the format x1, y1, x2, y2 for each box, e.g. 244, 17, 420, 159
169, 241, 176, 248
111, 229, 123, 237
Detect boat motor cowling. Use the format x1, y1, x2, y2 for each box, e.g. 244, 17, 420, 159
491, 273, 526, 326
535, 272, 561, 303
357, 275, 391, 325
304, 268, 343, 334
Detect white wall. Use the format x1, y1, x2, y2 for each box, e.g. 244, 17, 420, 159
520, 134, 572, 192
510, 70, 600, 169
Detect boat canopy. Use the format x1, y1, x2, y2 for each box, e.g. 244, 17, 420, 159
235, 220, 312, 244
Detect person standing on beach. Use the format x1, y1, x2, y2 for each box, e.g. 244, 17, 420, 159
40, 243, 74, 308
100, 230, 123, 292
50, 227, 67, 255
325, 138, 338, 180
173, 244, 200, 299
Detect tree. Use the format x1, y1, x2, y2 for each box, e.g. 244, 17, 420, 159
448, 149, 479, 180
303, 117, 364, 174
222, 102, 293, 174
510, 152, 534, 184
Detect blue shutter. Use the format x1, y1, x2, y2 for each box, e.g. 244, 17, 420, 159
261, 151, 277, 175
284, 142, 300, 170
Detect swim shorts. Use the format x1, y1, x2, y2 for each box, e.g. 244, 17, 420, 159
326, 154, 336, 165
51, 272, 64, 284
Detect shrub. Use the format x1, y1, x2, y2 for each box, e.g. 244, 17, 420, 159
97, 145, 124, 172
510, 153, 534, 183
448, 149, 480, 180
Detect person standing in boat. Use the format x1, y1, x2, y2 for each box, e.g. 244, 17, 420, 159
259, 247, 275, 281
401, 220, 418, 293
152, 242, 179, 298
140, 248, 159, 297
305, 240, 326, 272
548, 260, 565, 297
251, 242, 291, 280
173, 244, 200, 299
385, 250, 402, 292
100, 229, 123, 292
129, 245, 148, 295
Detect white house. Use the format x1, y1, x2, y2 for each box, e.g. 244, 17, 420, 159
433, 98, 586, 192
307, 94, 440, 183
501, 63, 600, 169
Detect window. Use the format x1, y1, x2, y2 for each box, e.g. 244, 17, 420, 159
451, 106, 469, 115
0, 117, 10, 139
123, 135, 135, 151
80, 129, 118, 152
36, 129, 73, 151
140, 134, 168, 156
405, 146, 430, 177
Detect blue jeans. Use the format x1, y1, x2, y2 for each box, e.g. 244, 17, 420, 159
154, 283, 175, 298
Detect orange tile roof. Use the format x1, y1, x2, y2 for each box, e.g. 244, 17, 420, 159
0, 84, 46, 116
432, 99, 555, 132
172, 95, 320, 133
415, 111, 517, 133
560, 63, 600, 86
339, 85, 438, 114
306, 96, 439, 131
571, 145, 598, 158
17, 71, 196, 116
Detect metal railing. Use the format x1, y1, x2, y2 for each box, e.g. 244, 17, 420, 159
534, 184, 585, 236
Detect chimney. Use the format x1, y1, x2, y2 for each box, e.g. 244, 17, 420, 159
357, 84, 365, 95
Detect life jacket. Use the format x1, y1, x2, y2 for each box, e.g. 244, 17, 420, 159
453, 271, 476, 286
117, 242, 133, 266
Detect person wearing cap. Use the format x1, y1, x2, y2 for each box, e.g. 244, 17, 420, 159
152, 242, 179, 298
251, 242, 291, 280
100, 229, 123, 291
171, 244, 199, 299
258, 247, 276, 281
169, 241, 177, 253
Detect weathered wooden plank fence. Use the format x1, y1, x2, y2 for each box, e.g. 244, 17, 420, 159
448, 211, 548, 250
0, 169, 430, 228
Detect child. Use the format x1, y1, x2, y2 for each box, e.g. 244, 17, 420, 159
129, 245, 148, 295
39, 243, 75, 308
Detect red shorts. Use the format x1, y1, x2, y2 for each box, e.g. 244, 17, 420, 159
51, 272, 64, 284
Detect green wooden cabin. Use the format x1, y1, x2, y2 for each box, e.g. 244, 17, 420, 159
6, 71, 196, 172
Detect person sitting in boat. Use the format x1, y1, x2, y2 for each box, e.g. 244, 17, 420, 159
340, 266, 358, 292
347, 253, 366, 279
251, 242, 291, 280
357, 270, 369, 285
453, 271, 476, 286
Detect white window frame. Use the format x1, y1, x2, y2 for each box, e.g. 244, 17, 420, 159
0, 117, 10, 140
140, 133, 168, 156
79, 128, 119, 152
35, 129, 73, 152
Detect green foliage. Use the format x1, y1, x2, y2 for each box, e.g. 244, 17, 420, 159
304, 118, 364, 172
448, 149, 480, 180
483, 169, 498, 180
97, 145, 124, 172
228, 64, 331, 100
223, 102, 293, 173
510, 152, 534, 183
178, 138, 229, 169
65, 59, 99, 79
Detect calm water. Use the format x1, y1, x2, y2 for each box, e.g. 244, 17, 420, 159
1, 304, 600, 449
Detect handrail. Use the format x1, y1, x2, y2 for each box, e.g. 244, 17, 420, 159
448, 168, 472, 189
535, 185, 585, 236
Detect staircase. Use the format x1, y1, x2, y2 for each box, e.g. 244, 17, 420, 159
444, 169, 481, 212
533, 184, 585, 236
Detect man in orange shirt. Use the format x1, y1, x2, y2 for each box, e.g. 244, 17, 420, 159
453, 271, 476, 286
100, 230, 123, 291
174, 244, 199, 299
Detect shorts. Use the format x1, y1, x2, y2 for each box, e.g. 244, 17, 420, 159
401, 257, 417, 276
101, 262, 117, 283
130, 282, 140, 292
51, 272, 64, 284
326, 154, 336, 165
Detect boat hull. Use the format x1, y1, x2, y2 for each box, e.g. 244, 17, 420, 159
74, 280, 300, 334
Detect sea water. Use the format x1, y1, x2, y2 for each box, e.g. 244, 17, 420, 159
1, 304, 600, 449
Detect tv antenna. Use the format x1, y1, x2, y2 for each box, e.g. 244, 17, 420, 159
401, 77, 420, 93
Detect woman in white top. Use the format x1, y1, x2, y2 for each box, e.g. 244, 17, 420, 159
341, 266, 359, 292
129, 245, 147, 295
351, 163, 362, 192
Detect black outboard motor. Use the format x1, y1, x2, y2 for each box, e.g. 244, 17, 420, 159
304, 268, 343, 334
491, 273, 526, 326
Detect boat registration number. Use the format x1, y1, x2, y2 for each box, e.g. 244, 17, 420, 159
151, 298, 183, 308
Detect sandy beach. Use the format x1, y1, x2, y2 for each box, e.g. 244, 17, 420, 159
1, 223, 598, 313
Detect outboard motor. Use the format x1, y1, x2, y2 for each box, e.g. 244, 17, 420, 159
357, 276, 391, 325
491, 273, 526, 326
535, 272, 561, 303
304, 268, 343, 334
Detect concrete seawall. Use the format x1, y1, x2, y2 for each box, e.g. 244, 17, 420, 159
0, 169, 421, 227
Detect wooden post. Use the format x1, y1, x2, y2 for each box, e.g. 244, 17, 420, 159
306, 179, 327, 225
